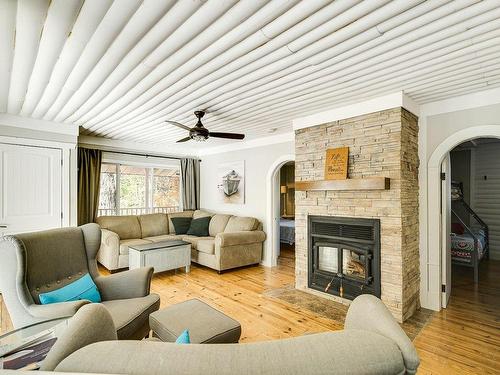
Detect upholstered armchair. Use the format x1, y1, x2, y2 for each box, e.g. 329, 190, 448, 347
0, 223, 160, 339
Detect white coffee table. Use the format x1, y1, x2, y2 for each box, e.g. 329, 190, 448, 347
129, 240, 191, 274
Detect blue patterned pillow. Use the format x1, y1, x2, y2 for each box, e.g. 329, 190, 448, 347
39, 273, 101, 304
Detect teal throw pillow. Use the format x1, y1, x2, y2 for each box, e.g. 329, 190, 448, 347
39, 273, 101, 305
175, 329, 191, 344
171, 217, 192, 234
187, 216, 211, 237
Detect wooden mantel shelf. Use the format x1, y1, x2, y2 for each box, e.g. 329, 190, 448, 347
295, 177, 390, 191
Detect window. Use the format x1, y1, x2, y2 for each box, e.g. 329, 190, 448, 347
99, 163, 117, 215
119, 165, 146, 209
98, 162, 180, 216
152, 168, 180, 210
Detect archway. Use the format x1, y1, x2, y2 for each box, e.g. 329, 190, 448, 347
425, 125, 500, 310
265, 154, 295, 267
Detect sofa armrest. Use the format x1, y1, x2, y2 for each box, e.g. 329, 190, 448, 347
101, 228, 120, 246
41, 304, 117, 371
344, 294, 419, 374
97, 229, 120, 270
27, 300, 91, 320
94, 267, 154, 301
215, 231, 266, 247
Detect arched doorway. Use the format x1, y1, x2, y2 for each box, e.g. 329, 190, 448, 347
266, 154, 295, 267
425, 125, 500, 310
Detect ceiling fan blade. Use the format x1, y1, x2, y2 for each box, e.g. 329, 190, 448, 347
176, 136, 192, 143
165, 120, 191, 131
209, 132, 245, 140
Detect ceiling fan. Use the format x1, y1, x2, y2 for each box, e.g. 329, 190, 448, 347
165, 111, 245, 143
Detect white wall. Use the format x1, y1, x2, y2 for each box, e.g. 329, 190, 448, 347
419, 96, 500, 311
473, 142, 500, 260
200, 140, 294, 265
425, 102, 500, 162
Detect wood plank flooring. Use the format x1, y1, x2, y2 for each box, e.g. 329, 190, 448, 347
414, 260, 500, 375
1, 249, 498, 374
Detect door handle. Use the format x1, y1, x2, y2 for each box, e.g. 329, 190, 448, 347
0, 225, 8, 228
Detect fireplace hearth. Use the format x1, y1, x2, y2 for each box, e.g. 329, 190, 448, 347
308, 215, 381, 300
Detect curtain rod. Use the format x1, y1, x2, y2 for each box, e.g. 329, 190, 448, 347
81, 146, 201, 162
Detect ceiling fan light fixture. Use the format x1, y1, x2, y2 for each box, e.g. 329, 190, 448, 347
192, 134, 207, 142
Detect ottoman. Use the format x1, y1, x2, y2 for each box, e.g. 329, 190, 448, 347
149, 299, 241, 343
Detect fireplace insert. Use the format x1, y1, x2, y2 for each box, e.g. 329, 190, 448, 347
308, 215, 381, 300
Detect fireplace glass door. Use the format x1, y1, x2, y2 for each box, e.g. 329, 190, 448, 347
314, 242, 373, 286
342, 249, 367, 280
317, 246, 339, 273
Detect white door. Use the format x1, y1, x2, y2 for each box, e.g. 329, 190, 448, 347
441, 153, 452, 307
0, 143, 62, 235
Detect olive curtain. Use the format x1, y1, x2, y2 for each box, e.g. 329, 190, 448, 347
78, 148, 102, 225
180, 158, 200, 210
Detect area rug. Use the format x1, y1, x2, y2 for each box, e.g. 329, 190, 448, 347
264, 286, 434, 341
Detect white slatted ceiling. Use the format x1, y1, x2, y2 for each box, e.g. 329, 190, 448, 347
7, 0, 49, 114
0, 0, 17, 113
20, 0, 83, 116
1, 0, 500, 151
473, 142, 500, 260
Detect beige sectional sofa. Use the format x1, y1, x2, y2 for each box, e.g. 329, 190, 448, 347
95, 210, 266, 273
36, 295, 420, 374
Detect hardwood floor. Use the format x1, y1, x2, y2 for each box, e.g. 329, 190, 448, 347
1, 252, 498, 374
0, 293, 11, 334
414, 260, 500, 375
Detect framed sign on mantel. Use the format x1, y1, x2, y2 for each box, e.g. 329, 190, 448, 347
325, 147, 349, 180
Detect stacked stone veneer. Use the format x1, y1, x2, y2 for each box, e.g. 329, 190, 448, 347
294, 107, 419, 322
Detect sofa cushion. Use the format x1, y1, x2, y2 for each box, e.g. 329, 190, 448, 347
224, 216, 259, 233
209, 214, 232, 236
96, 216, 142, 240
168, 211, 194, 234
101, 294, 160, 340
193, 210, 213, 220
170, 217, 192, 235
144, 234, 184, 243
187, 216, 211, 237
138, 213, 169, 238
196, 239, 215, 255
119, 239, 153, 255
181, 235, 214, 250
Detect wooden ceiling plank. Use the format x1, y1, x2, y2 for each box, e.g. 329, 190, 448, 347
118, 0, 494, 137
62, 0, 202, 125
31, 0, 114, 119
113, 7, 500, 140
20, 0, 84, 117
73, 0, 242, 127
92, 0, 430, 137
43, 0, 143, 121
0, 0, 17, 113
55, 0, 180, 124
7, 0, 50, 114
83, 0, 375, 134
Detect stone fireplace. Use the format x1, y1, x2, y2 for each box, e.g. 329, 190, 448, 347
295, 107, 419, 322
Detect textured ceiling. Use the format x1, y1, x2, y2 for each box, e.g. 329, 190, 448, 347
1, 0, 500, 150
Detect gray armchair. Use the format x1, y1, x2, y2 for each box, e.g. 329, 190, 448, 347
0, 223, 160, 339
